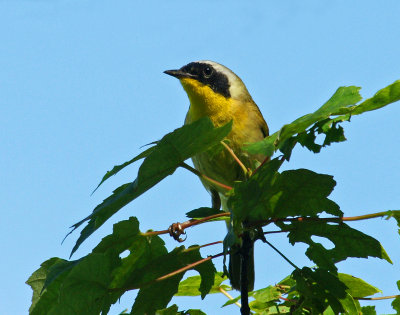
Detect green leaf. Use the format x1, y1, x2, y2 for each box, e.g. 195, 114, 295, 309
386, 210, 400, 235
252, 285, 282, 303
267, 169, 342, 218
338, 273, 381, 297
321, 120, 347, 147
222, 286, 283, 310
245, 80, 400, 158
392, 280, 400, 313
92, 216, 141, 254
191, 249, 217, 299
29, 252, 119, 315
109, 234, 167, 292
339, 293, 361, 315
261, 305, 291, 314
183, 310, 207, 315
41, 259, 81, 292
68, 118, 233, 256
155, 304, 179, 315
360, 306, 376, 315
351, 80, 400, 115
92, 145, 156, 194
296, 118, 348, 155
393, 297, 400, 314
228, 158, 283, 222
279, 86, 361, 142
185, 207, 226, 219
26, 258, 67, 314
281, 221, 392, 270
245, 86, 362, 156
323, 294, 361, 315
292, 267, 347, 314
229, 162, 341, 223
175, 273, 231, 296
221, 295, 241, 307
130, 246, 216, 314
54, 252, 118, 315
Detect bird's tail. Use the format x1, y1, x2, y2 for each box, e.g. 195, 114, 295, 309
220, 195, 255, 291
228, 243, 255, 292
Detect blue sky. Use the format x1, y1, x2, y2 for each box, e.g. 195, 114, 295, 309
1, 1, 400, 314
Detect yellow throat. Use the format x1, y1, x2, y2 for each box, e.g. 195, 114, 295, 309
181, 77, 234, 126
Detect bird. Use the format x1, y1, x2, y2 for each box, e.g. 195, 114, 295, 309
164, 61, 269, 292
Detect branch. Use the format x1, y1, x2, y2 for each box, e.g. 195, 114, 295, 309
142, 212, 230, 237
249, 210, 399, 228
142, 210, 395, 240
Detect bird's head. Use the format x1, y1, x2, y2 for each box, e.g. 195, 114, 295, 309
164, 60, 253, 104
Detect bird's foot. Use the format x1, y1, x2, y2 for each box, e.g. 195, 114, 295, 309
168, 222, 187, 242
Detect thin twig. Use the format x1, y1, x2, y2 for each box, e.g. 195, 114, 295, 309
156, 253, 223, 282
249, 210, 398, 229
179, 162, 232, 191
220, 141, 248, 176
341, 211, 393, 221
110, 252, 224, 293
219, 287, 242, 308
199, 241, 223, 248
355, 295, 400, 301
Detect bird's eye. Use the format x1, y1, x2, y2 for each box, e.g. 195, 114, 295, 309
203, 66, 213, 78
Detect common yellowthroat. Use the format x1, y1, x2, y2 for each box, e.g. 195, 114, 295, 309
165, 61, 269, 291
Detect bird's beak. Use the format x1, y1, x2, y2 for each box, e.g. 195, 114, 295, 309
164, 69, 193, 79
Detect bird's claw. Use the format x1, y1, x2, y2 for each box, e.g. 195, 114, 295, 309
168, 222, 187, 242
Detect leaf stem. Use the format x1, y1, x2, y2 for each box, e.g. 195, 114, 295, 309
219, 287, 241, 308
251, 156, 271, 176
220, 141, 248, 176
179, 162, 233, 191
262, 238, 299, 270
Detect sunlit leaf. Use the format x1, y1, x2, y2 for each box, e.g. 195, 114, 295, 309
338, 273, 381, 297
245, 80, 400, 159
175, 273, 231, 296
245, 86, 362, 156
